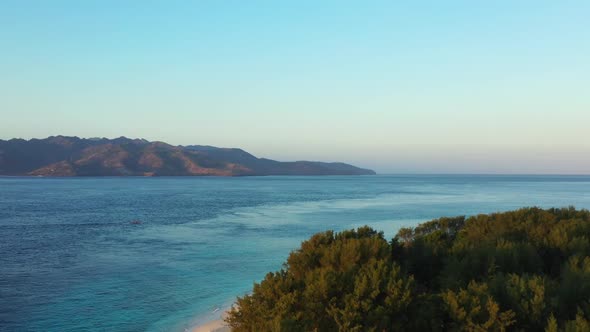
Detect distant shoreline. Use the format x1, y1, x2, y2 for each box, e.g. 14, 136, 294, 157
0, 173, 377, 178
5, 174, 590, 178
0, 136, 375, 177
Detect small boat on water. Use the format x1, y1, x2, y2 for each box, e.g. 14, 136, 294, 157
130, 220, 142, 225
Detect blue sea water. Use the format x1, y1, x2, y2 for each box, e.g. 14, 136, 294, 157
1, 175, 590, 331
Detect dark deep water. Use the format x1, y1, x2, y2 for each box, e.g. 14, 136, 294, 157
1, 175, 590, 331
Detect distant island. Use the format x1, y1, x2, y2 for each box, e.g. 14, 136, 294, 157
0, 136, 376, 176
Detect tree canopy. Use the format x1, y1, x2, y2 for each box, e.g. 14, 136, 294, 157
226, 207, 590, 331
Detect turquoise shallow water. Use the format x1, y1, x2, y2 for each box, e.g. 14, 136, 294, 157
2, 175, 590, 331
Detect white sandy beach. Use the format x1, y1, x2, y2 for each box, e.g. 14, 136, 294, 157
191, 311, 231, 332
191, 318, 229, 332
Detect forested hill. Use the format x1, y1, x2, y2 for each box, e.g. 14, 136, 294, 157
0, 136, 375, 176
227, 207, 590, 331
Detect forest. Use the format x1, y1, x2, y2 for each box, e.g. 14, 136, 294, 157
226, 207, 590, 331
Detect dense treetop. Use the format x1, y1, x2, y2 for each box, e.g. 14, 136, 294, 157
226, 207, 590, 331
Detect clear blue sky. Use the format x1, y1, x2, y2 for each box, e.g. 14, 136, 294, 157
1, 1, 589, 173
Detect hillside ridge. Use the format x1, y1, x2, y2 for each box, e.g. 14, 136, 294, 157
0, 136, 376, 176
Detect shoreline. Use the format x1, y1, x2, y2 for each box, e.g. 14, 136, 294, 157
190, 311, 231, 332
191, 319, 229, 332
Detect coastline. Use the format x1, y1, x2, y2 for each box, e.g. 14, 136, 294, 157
191, 319, 229, 332
190, 311, 231, 332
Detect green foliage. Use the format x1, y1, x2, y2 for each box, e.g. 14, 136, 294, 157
545, 314, 558, 332
327, 261, 413, 331
442, 281, 515, 331
563, 310, 590, 332
488, 273, 550, 330
227, 207, 590, 331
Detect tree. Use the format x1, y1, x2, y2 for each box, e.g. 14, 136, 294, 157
226, 208, 590, 331
441, 281, 515, 331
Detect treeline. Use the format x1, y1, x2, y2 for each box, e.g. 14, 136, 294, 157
226, 207, 590, 331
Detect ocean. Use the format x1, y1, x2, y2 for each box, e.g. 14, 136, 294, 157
1, 175, 590, 331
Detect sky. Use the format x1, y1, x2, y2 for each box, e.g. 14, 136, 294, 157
1, 1, 589, 174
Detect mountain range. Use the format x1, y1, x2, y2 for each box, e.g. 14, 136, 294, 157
0, 136, 375, 176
